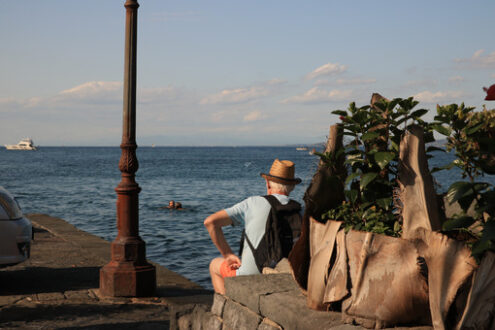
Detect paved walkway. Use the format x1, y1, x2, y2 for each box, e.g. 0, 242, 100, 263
0, 214, 212, 329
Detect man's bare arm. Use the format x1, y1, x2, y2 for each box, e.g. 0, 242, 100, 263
204, 210, 241, 267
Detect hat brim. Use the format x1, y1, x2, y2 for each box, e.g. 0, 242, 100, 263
260, 173, 302, 185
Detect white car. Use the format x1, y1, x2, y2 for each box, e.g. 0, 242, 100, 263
0, 186, 32, 267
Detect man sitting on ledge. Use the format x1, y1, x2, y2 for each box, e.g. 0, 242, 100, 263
204, 159, 301, 294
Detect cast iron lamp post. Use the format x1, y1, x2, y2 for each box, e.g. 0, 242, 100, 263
100, 0, 156, 297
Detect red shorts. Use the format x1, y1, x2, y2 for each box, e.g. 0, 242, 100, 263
220, 260, 237, 278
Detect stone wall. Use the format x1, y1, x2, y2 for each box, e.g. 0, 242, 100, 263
170, 273, 360, 330
170, 272, 438, 329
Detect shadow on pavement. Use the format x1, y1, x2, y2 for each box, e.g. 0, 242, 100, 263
156, 286, 212, 297
61, 321, 170, 329
0, 266, 99, 295
0, 303, 169, 326
33, 226, 48, 234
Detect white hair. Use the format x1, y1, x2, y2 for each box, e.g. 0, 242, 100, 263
269, 181, 295, 195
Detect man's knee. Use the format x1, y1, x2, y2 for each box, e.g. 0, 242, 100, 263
210, 257, 224, 275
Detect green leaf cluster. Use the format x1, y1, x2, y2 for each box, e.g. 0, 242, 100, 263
321, 97, 434, 237
434, 105, 495, 259
319, 97, 495, 260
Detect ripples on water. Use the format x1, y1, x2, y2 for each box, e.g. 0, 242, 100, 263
0, 147, 316, 288
1, 146, 493, 288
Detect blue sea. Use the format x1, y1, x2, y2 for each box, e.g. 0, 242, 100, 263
0, 146, 493, 289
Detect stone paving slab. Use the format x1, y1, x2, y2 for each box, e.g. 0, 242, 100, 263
0, 213, 213, 329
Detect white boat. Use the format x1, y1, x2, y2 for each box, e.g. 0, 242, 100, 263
5, 138, 37, 150
296, 147, 307, 151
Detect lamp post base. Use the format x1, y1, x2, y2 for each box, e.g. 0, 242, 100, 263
100, 261, 156, 297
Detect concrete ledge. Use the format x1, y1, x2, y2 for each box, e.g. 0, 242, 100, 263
211, 293, 226, 317
225, 273, 300, 313
260, 290, 343, 329
219, 273, 435, 329
28, 213, 111, 262
224, 273, 352, 330
24, 213, 214, 330
27, 213, 206, 295
223, 299, 263, 329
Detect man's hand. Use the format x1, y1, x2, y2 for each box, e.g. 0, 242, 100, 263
225, 253, 241, 270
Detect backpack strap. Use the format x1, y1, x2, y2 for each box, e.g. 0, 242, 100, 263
239, 196, 280, 259
239, 229, 245, 256
263, 195, 302, 213
263, 194, 280, 209
239, 196, 278, 256
242, 230, 257, 258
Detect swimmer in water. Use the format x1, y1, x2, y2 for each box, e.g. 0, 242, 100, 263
160, 200, 184, 210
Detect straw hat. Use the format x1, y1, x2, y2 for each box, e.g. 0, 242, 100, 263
260, 159, 301, 185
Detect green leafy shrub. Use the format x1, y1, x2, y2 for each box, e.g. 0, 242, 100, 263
433, 105, 495, 259
319, 97, 434, 236
318, 97, 495, 259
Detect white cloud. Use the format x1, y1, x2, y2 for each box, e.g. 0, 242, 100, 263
336, 78, 376, 85
199, 79, 288, 105
243, 110, 266, 122
413, 90, 466, 103
266, 78, 288, 86
55, 81, 122, 105
282, 87, 352, 104
210, 109, 239, 122
455, 49, 495, 68
0, 81, 123, 113
0, 81, 197, 116
473, 49, 484, 58
200, 86, 269, 105
138, 86, 190, 105
448, 76, 465, 84
401, 79, 437, 89
210, 108, 267, 124
313, 79, 330, 86
0, 97, 27, 110
306, 63, 347, 80
59, 81, 121, 96
315, 77, 376, 86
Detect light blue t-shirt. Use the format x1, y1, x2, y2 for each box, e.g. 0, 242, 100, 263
225, 194, 290, 275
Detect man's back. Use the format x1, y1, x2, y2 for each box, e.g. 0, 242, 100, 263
226, 194, 291, 275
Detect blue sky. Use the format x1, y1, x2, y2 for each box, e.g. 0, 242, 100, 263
1, 1, 494, 146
